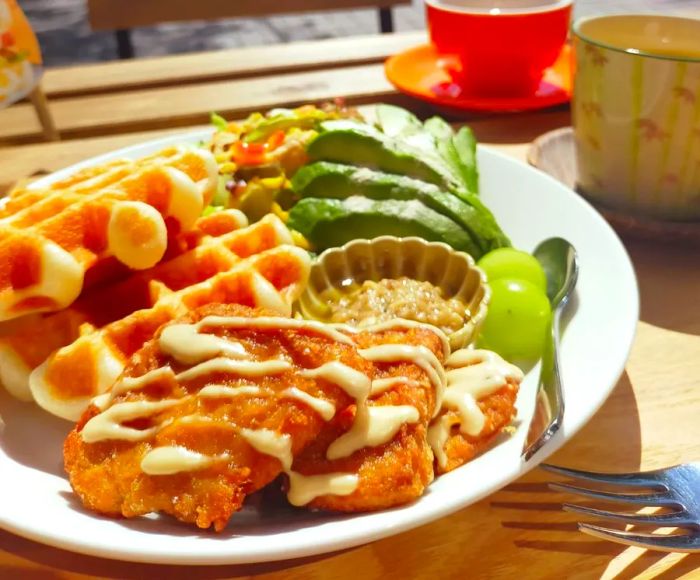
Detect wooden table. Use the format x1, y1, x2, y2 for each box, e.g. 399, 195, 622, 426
1, 32, 699, 580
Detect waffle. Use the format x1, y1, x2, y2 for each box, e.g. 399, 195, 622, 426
0, 148, 218, 321
0, 212, 290, 403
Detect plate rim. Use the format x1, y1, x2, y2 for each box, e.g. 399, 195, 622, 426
0, 129, 639, 565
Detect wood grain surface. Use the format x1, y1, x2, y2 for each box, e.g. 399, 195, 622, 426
1, 32, 699, 580
87, 0, 410, 30
41, 32, 426, 98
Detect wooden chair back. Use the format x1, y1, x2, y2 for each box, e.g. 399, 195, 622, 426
87, 0, 411, 31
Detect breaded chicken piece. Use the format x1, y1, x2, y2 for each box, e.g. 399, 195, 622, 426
429, 349, 522, 475
64, 303, 371, 530
432, 380, 519, 474
290, 325, 446, 511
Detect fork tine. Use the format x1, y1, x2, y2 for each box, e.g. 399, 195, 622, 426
549, 482, 679, 508
564, 504, 694, 527
579, 523, 700, 553
541, 464, 662, 488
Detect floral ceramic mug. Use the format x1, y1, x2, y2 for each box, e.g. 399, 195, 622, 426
0, 0, 41, 108
572, 15, 700, 221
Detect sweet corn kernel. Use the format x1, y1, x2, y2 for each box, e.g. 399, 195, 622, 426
271, 202, 289, 222
290, 230, 310, 250
219, 162, 237, 174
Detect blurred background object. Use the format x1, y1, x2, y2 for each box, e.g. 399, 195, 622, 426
1, 0, 41, 105
23, 0, 697, 66
1, 0, 57, 139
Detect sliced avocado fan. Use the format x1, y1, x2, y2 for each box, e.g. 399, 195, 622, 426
306, 119, 463, 195
291, 162, 510, 255
287, 196, 479, 256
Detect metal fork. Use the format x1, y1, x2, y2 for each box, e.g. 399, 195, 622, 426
542, 463, 700, 552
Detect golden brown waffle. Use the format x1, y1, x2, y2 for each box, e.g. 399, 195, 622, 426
0, 147, 218, 322
0, 212, 293, 403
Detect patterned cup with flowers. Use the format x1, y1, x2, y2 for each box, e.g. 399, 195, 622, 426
0, 0, 41, 108
572, 15, 700, 221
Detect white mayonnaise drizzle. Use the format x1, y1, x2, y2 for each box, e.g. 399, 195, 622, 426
299, 361, 421, 460
287, 472, 359, 507
141, 446, 221, 475
82, 314, 510, 504
160, 324, 248, 365
299, 362, 371, 401
198, 384, 262, 398
175, 357, 291, 382
239, 427, 359, 504
113, 367, 177, 397
196, 315, 354, 345
333, 318, 450, 358
327, 405, 420, 460
240, 428, 293, 470
281, 387, 335, 421
427, 415, 454, 470
81, 398, 182, 443
359, 344, 446, 416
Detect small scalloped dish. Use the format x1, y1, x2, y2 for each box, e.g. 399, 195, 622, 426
296, 236, 489, 350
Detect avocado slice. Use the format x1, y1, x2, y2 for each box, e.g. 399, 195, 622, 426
454, 126, 479, 195
287, 196, 479, 255
291, 162, 510, 255
376, 104, 423, 137
306, 120, 462, 194
424, 117, 469, 193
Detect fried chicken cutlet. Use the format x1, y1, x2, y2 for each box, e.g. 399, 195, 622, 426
428, 349, 523, 474
64, 303, 372, 530
290, 321, 448, 511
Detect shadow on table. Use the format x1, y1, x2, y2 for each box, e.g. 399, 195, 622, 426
0, 526, 354, 579
623, 238, 700, 336
484, 372, 644, 577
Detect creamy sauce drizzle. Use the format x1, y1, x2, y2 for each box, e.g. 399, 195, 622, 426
287, 472, 359, 507
239, 427, 359, 504
81, 399, 182, 443
428, 349, 524, 468
160, 324, 248, 365
83, 315, 522, 504
198, 384, 262, 398
298, 361, 420, 460
299, 362, 371, 401
426, 415, 454, 469
327, 405, 420, 460
141, 446, 221, 475
333, 318, 450, 357
175, 357, 291, 382
113, 367, 176, 397
359, 344, 446, 415
281, 387, 335, 421
196, 315, 354, 345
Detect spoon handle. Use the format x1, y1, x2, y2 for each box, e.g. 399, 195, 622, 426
521, 305, 566, 461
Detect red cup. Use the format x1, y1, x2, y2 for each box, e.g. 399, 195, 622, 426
426, 0, 572, 97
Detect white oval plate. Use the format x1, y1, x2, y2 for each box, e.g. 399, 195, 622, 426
0, 131, 638, 565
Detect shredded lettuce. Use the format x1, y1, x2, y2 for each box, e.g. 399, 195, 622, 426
210, 112, 229, 132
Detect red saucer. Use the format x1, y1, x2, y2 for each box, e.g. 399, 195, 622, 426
385, 44, 572, 113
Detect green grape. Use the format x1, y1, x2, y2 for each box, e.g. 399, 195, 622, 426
477, 278, 551, 361
477, 248, 547, 293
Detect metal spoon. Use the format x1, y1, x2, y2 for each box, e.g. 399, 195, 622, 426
521, 237, 579, 461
